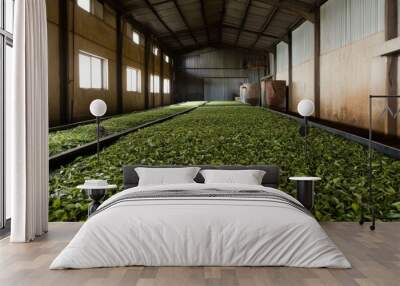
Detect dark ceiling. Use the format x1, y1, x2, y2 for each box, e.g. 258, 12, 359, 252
106, 0, 322, 55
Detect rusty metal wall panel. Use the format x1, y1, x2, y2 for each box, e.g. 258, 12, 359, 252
292, 21, 314, 66
276, 41, 289, 73
321, 0, 384, 54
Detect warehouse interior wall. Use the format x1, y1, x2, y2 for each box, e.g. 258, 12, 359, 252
46, 0, 399, 138
175, 48, 266, 102
291, 21, 315, 114
275, 42, 289, 86
319, 0, 387, 134
122, 21, 145, 113
47, 0, 61, 126
272, 0, 398, 138
46, 0, 173, 126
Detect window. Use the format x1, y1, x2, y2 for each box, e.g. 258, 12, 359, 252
77, 0, 91, 13
79, 52, 108, 89
5, 0, 14, 33
163, 78, 170, 94
126, 67, 141, 92
132, 31, 140, 45
77, 0, 104, 19
150, 74, 160, 93
5, 44, 12, 221
164, 55, 169, 63
152, 46, 159, 56
1, 0, 15, 231
93, 0, 104, 19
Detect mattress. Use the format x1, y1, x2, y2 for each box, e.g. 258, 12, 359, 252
50, 183, 351, 269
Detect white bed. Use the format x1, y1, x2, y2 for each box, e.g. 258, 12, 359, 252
50, 183, 351, 269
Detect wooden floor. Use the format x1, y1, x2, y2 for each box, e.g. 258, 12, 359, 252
0, 222, 399, 286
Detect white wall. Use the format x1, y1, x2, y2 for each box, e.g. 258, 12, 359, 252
276, 41, 289, 83
321, 0, 384, 54
292, 21, 314, 66
320, 0, 387, 132
291, 21, 315, 112
276, 41, 289, 74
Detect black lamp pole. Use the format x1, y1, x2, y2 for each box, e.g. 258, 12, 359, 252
96, 116, 100, 164
304, 116, 308, 167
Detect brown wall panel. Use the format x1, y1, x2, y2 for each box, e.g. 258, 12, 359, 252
154, 94, 162, 107
164, 94, 171, 105
47, 22, 61, 126
320, 32, 387, 133
47, 0, 59, 24
75, 8, 117, 52
163, 61, 170, 78
154, 55, 161, 74
72, 35, 118, 121
291, 59, 314, 113
103, 5, 116, 28
122, 23, 145, 113
123, 57, 145, 112
47, 0, 61, 125
124, 41, 144, 64
47, 0, 164, 124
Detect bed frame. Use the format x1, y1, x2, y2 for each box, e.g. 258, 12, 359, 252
123, 165, 280, 190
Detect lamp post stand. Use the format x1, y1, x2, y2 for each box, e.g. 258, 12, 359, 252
96, 116, 100, 164
304, 116, 308, 170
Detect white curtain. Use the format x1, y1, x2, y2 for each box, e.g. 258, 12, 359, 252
7, 0, 49, 242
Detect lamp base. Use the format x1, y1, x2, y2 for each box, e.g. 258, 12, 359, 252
86, 189, 106, 216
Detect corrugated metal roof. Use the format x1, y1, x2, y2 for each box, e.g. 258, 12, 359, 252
118, 0, 320, 54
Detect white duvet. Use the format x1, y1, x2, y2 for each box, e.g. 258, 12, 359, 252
50, 183, 351, 269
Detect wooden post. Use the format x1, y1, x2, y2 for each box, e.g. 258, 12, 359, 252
143, 34, 150, 109
273, 47, 277, 80
59, 0, 69, 124
170, 59, 175, 104
151, 43, 155, 108
385, 0, 398, 137
116, 12, 123, 114
314, 8, 321, 118
160, 49, 164, 106
288, 32, 293, 112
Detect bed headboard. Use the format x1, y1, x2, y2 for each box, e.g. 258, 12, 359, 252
122, 165, 280, 190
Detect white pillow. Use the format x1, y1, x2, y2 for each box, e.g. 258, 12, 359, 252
135, 167, 201, 186
200, 169, 266, 185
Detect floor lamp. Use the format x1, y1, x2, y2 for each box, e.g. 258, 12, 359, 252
89, 99, 107, 163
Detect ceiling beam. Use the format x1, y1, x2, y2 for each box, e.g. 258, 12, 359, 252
172, 0, 198, 45
143, 0, 184, 48
103, 0, 174, 55
250, 6, 279, 48
121, 0, 173, 12
200, 0, 210, 43
152, 0, 171, 6
158, 24, 279, 41
223, 24, 279, 39
270, 17, 304, 47
259, 0, 316, 23
175, 42, 272, 56
235, 0, 252, 46
219, 0, 226, 43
